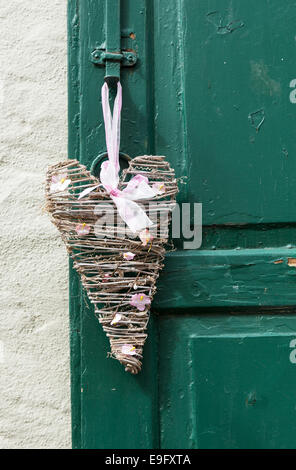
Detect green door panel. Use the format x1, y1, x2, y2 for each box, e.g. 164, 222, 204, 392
80, 312, 159, 449
154, 0, 296, 224
159, 315, 296, 449
68, 0, 296, 449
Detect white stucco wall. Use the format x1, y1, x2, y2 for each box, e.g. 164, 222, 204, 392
0, 1, 71, 448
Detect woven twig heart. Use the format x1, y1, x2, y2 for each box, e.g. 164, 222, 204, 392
45, 156, 178, 374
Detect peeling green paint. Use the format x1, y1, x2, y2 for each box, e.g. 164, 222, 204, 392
68, 0, 296, 449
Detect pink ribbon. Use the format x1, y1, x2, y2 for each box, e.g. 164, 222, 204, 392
79, 82, 157, 233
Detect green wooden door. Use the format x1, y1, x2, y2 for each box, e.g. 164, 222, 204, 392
68, 0, 296, 449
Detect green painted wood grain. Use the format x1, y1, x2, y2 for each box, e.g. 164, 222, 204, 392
155, 248, 296, 309
69, 0, 160, 449
154, 0, 296, 224
68, 0, 81, 449
159, 315, 296, 449
68, 0, 296, 449
80, 308, 159, 449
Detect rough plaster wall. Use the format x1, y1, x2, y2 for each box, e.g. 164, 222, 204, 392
0, 1, 71, 448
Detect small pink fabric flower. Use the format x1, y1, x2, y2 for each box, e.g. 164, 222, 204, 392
121, 344, 136, 355
123, 252, 135, 261
102, 274, 110, 283
130, 293, 151, 311
152, 182, 166, 195
111, 313, 122, 326
50, 173, 71, 193
139, 229, 153, 246
75, 223, 91, 236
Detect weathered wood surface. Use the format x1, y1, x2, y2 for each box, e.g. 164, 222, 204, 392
155, 248, 296, 309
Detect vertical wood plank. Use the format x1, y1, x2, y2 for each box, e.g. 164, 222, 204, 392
69, 0, 160, 449
68, 0, 82, 449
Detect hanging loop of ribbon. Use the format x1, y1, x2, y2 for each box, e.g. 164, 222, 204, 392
79, 82, 158, 233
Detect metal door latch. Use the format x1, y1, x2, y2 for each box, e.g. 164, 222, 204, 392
91, 0, 137, 83
91, 49, 137, 67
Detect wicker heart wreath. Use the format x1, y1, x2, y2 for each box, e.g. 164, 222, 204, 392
45, 83, 178, 374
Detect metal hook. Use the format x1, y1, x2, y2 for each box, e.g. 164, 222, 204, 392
91, 152, 131, 177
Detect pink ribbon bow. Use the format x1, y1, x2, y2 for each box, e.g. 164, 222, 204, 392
79, 82, 157, 233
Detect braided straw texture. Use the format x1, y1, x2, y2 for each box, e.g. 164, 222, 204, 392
45, 156, 178, 374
